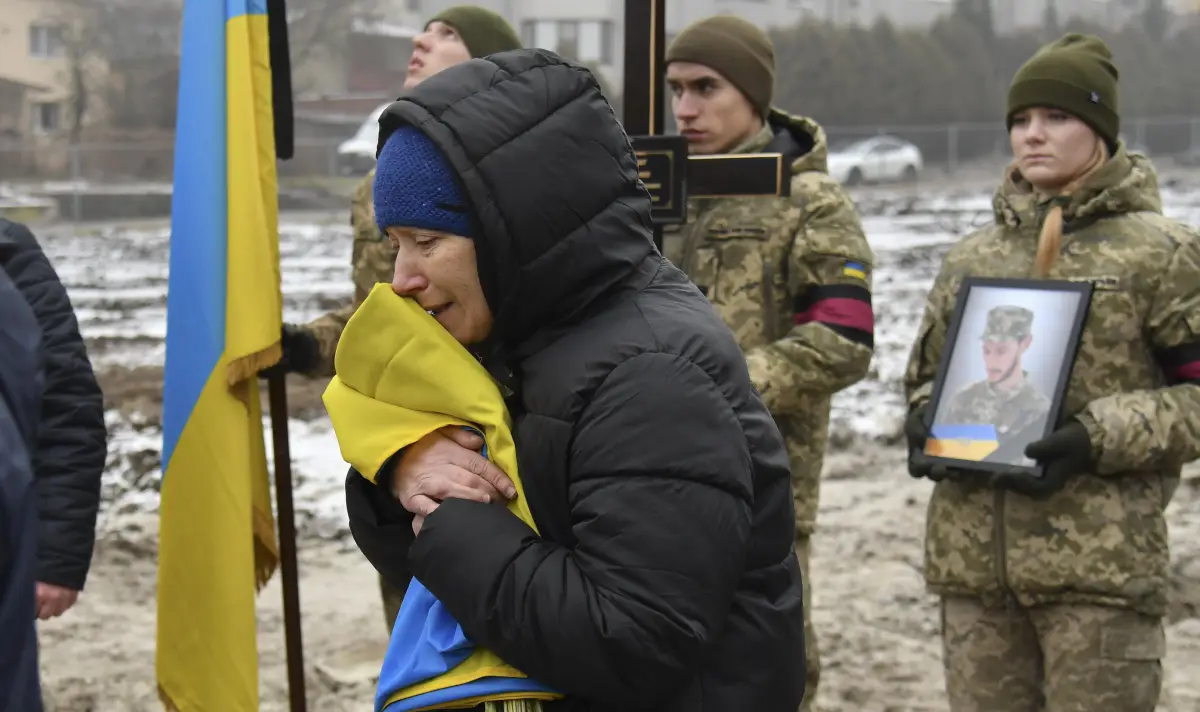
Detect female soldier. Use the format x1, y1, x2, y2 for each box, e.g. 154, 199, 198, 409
903, 33, 1200, 712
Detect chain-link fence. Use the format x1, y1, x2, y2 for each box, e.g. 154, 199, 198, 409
0, 137, 355, 184
2, 116, 1198, 220
823, 115, 1200, 175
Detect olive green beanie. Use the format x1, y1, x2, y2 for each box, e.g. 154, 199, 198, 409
665, 15, 775, 117
1006, 33, 1120, 148
428, 5, 522, 59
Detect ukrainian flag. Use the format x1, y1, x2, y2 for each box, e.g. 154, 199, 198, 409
156, 1, 284, 709
842, 261, 867, 280
925, 423, 1000, 461
322, 284, 562, 712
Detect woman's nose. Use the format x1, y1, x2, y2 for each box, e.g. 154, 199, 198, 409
391, 257, 429, 296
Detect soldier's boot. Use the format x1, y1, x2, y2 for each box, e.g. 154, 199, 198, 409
380, 573, 407, 634
795, 534, 820, 712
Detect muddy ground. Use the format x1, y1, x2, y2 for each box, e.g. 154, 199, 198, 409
37, 417, 1200, 711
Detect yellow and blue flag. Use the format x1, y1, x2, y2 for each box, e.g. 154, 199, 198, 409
322, 284, 562, 712
925, 423, 1000, 461
156, 0, 284, 709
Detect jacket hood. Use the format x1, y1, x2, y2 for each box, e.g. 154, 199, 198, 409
0, 219, 22, 263
374, 49, 656, 355
992, 142, 1163, 230
735, 109, 828, 175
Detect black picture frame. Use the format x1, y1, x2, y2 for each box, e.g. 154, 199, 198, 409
921, 276, 1094, 477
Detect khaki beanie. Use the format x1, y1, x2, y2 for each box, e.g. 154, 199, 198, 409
665, 15, 775, 117
428, 5, 522, 59
1006, 33, 1120, 148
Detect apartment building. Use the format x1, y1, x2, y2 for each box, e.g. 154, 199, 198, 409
0, 0, 79, 138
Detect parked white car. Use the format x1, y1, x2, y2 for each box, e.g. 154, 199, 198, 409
826, 135, 924, 185
336, 102, 391, 176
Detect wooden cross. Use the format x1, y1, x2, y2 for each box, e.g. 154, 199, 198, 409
622, 0, 792, 251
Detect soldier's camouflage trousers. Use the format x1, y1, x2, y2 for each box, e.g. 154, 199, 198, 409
796, 534, 819, 712
940, 595, 1165, 712
381, 573, 407, 633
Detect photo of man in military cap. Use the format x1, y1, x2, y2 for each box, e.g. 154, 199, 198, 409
941, 305, 1052, 462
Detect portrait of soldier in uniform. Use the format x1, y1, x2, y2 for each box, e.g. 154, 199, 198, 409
941, 305, 1052, 463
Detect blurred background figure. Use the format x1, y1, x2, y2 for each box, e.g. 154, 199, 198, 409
0, 245, 46, 712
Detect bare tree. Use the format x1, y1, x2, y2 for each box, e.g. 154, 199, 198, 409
38, 1, 113, 143
286, 0, 388, 94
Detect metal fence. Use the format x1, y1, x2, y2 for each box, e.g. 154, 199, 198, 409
0, 137, 354, 184
2, 116, 1198, 219
823, 115, 1200, 174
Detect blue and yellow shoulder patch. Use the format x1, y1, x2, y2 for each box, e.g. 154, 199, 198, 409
842, 261, 867, 280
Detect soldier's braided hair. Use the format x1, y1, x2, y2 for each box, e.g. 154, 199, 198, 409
1030, 138, 1108, 277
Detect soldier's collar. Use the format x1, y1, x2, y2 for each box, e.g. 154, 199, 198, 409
728, 122, 774, 156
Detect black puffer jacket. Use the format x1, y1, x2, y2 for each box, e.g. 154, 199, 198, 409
345, 50, 806, 711
0, 264, 45, 711
0, 219, 107, 591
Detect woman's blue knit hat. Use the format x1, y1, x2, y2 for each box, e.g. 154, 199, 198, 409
373, 125, 474, 238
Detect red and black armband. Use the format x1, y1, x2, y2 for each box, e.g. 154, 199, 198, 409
792, 283, 874, 349
1157, 340, 1200, 385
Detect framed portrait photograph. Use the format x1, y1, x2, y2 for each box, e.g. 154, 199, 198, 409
922, 276, 1094, 477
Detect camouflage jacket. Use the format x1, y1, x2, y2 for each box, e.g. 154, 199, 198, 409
904, 147, 1200, 617
662, 110, 875, 535
943, 373, 1052, 449
301, 168, 398, 378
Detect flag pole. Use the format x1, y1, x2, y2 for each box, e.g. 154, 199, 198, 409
267, 373, 307, 712
266, 1, 306, 710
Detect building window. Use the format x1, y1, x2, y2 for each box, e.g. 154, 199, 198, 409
31, 102, 61, 133
29, 24, 65, 58
521, 20, 614, 65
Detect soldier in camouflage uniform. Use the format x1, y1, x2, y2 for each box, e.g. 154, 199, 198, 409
942, 306, 1052, 462
274, 6, 522, 633
904, 33, 1200, 711
662, 17, 875, 711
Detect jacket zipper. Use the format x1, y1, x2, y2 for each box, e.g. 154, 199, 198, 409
997, 220, 1043, 620
994, 488, 1012, 604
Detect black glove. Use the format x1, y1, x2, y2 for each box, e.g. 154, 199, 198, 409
905, 402, 934, 480
905, 402, 972, 483
988, 419, 1092, 499
259, 324, 321, 378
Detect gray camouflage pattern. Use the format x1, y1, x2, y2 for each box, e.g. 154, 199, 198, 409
941, 596, 1165, 711
981, 305, 1034, 340
904, 145, 1200, 617
301, 168, 399, 378
795, 534, 819, 711
943, 374, 1052, 453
